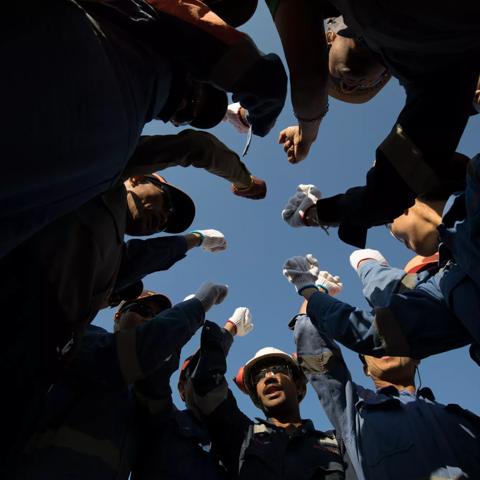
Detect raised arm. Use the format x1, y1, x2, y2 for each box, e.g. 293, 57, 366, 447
271, 0, 330, 163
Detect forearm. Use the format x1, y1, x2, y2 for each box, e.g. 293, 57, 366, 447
115, 299, 205, 384
274, 0, 329, 132
115, 237, 187, 291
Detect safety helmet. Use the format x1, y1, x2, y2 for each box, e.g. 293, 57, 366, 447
117, 290, 172, 316
143, 173, 196, 234
234, 347, 307, 408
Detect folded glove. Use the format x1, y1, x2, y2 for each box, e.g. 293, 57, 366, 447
224, 102, 250, 133
282, 184, 322, 227
349, 249, 388, 272
316, 271, 343, 296
232, 176, 267, 200
226, 307, 254, 336
191, 282, 228, 312
282, 254, 320, 293
191, 229, 227, 253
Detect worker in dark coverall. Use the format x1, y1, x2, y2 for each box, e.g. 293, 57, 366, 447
267, 0, 480, 247
289, 291, 480, 480
281, 151, 480, 361
14, 284, 228, 479
188, 323, 349, 480
0, 170, 227, 466
132, 307, 254, 480
0, 0, 286, 258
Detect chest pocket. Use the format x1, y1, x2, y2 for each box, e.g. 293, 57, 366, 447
240, 432, 283, 479
359, 406, 413, 468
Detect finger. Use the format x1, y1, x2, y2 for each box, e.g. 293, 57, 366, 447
278, 130, 287, 144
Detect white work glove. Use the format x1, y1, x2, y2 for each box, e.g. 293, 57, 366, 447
316, 271, 343, 296
190, 282, 228, 312
349, 249, 389, 272
282, 184, 322, 227
226, 307, 254, 337
192, 229, 227, 253
223, 102, 250, 133
282, 254, 320, 293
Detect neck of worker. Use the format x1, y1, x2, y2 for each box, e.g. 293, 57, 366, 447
267, 407, 302, 431
373, 377, 416, 395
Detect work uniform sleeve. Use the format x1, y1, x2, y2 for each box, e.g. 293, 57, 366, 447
114, 236, 187, 292
357, 261, 410, 308
190, 321, 252, 475
116, 298, 206, 385
306, 285, 471, 359
292, 314, 364, 480
127, 130, 252, 187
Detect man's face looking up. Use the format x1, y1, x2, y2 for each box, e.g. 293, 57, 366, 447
124, 177, 172, 236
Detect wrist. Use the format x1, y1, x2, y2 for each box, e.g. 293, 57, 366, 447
301, 204, 320, 227
233, 175, 254, 191
298, 284, 318, 296
224, 320, 237, 336
190, 231, 204, 246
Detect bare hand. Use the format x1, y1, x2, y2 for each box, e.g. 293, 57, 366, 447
278, 126, 314, 164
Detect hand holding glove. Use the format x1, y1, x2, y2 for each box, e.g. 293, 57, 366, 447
191, 282, 228, 312
232, 176, 267, 200
224, 103, 250, 133
282, 184, 322, 227
226, 307, 254, 336
282, 254, 320, 293
191, 229, 227, 253
349, 249, 388, 272
316, 271, 343, 296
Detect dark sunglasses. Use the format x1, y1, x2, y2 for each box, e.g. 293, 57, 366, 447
252, 364, 292, 385
121, 302, 156, 318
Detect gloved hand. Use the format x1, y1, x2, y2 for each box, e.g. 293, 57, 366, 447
282, 184, 322, 227
191, 230, 227, 253
316, 271, 343, 296
191, 282, 228, 312
282, 254, 320, 293
226, 307, 254, 336
232, 176, 267, 200
349, 249, 388, 272
224, 103, 250, 133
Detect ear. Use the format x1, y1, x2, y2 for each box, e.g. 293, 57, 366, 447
128, 176, 143, 187
325, 30, 336, 46
363, 364, 370, 377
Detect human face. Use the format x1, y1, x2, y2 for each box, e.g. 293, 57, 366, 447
125, 178, 172, 236
253, 360, 299, 413
114, 299, 160, 331
363, 355, 418, 385
328, 34, 387, 92
389, 203, 440, 256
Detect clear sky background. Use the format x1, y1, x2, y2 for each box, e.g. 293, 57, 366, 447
94, 3, 480, 430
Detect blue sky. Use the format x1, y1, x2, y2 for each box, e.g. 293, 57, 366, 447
94, 3, 480, 429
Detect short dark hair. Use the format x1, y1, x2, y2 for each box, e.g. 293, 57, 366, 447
190, 84, 228, 130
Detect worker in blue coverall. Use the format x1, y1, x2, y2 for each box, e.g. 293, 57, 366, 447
0, 170, 228, 467
288, 291, 480, 480
271, 0, 480, 247
132, 307, 254, 480
14, 283, 228, 479
187, 323, 349, 480
282, 152, 480, 360
1, 0, 286, 258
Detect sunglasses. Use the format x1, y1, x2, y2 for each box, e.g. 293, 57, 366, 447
252, 364, 292, 385
121, 302, 156, 318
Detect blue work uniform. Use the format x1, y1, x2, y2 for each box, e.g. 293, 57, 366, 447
304, 155, 480, 360
311, 1, 480, 246
1, 0, 286, 258
190, 321, 346, 480
292, 312, 480, 480
15, 298, 206, 479
132, 325, 233, 480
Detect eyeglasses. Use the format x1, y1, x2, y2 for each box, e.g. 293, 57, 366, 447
252, 364, 292, 385
120, 302, 156, 318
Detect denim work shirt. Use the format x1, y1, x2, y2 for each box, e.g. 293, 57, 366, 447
293, 313, 480, 480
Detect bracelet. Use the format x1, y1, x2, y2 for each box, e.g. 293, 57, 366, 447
298, 284, 319, 295
294, 104, 329, 123
191, 230, 205, 245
